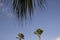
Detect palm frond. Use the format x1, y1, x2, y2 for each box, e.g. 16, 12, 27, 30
13, 0, 46, 20
34, 31, 38, 35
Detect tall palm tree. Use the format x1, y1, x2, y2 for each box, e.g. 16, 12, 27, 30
34, 28, 43, 40
16, 33, 24, 40
13, 0, 46, 20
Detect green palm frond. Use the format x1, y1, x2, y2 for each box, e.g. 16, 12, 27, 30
13, 0, 46, 20
34, 31, 38, 34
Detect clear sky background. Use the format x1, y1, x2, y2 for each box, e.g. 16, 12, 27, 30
0, 0, 60, 40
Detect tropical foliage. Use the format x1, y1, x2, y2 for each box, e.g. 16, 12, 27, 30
0, 0, 46, 20
16, 33, 24, 40
13, 0, 46, 20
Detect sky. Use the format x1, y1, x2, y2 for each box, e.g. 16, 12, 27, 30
0, 0, 60, 40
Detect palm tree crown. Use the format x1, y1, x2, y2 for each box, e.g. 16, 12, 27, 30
17, 33, 24, 40
34, 28, 43, 35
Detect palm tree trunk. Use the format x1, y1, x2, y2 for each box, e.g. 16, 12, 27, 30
38, 35, 40, 40
19, 38, 21, 40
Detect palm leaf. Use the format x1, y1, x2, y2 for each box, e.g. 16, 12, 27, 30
34, 31, 38, 34
13, 0, 46, 20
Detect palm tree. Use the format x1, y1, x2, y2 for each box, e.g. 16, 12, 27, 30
13, 0, 46, 20
16, 33, 24, 40
34, 28, 43, 40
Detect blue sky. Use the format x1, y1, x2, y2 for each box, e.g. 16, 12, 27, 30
0, 0, 60, 40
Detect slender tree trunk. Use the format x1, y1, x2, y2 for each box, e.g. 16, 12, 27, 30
38, 35, 40, 40
19, 38, 21, 40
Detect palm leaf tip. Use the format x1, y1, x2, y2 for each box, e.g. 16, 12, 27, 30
34, 31, 37, 34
